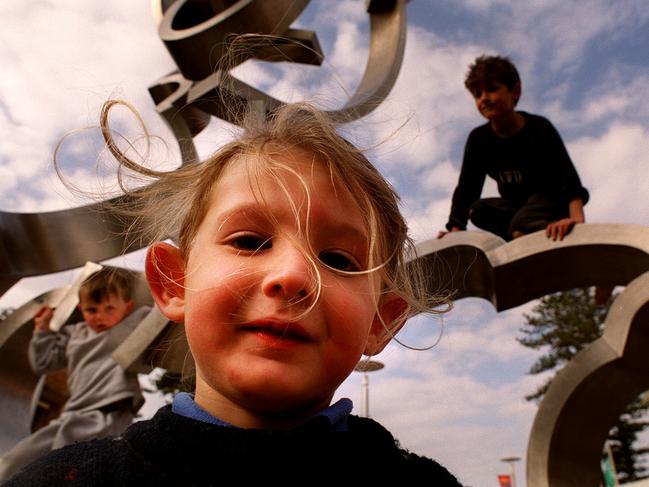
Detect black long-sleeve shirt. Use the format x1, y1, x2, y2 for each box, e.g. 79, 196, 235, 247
446, 112, 589, 231
6, 405, 463, 486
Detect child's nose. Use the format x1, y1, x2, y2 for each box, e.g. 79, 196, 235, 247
261, 245, 313, 302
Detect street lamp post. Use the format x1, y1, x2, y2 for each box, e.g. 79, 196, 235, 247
500, 456, 521, 487
354, 360, 384, 418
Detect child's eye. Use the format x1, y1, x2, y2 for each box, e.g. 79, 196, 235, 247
228, 233, 271, 252
319, 250, 360, 272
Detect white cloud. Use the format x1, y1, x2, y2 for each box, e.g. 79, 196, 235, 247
404, 197, 456, 242
421, 159, 460, 192
448, 0, 512, 11
569, 123, 649, 225
366, 26, 480, 169
440, 305, 536, 363
499, 1, 648, 76
0, 1, 176, 212
586, 75, 649, 125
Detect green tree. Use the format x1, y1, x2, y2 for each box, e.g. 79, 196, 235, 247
518, 288, 649, 482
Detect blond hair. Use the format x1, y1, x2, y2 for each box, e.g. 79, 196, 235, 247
99, 100, 448, 340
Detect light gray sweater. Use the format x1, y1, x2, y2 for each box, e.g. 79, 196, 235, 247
28, 306, 150, 413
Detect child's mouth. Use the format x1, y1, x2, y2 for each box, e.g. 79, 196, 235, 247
243, 321, 311, 343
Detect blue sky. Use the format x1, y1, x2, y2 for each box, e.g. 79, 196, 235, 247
1, 1, 649, 485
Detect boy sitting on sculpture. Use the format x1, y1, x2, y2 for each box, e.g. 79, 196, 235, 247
438, 55, 589, 242
0, 267, 149, 481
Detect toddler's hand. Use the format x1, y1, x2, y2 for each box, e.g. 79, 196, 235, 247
34, 305, 54, 332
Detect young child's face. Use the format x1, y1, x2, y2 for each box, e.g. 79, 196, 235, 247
473, 80, 520, 121
150, 150, 398, 426
78, 292, 134, 333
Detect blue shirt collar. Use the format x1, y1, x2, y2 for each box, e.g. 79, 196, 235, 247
171, 392, 352, 432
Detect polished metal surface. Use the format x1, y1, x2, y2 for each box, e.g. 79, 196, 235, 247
527, 271, 649, 487
415, 224, 649, 487
0, 203, 140, 295
150, 0, 407, 150
158, 0, 316, 81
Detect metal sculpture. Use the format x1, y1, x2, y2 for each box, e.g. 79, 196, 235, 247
149, 0, 407, 159
419, 224, 649, 486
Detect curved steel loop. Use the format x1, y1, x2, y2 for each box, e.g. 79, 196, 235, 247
526, 271, 649, 487
158, 0, 313, 81
414, 223, 649, 311
414, 223, 649, 487
327, 0, 407, 123
150, 0, 407, 153
0, 203, 143, 296
148, 71, 209, 164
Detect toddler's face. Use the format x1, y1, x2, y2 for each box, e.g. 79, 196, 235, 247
78, 292, 133, 333
157, 150, 397, 426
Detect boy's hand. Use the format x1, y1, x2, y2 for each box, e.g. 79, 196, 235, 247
437, 227, 463, 239
545, 218, 580, 241
34, 305, 54, 332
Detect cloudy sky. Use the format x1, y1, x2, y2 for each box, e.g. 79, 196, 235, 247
2, 1, 649, 485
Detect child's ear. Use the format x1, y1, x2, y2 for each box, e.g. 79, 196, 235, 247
364, 293, 408, 356
145, 242, 186, 323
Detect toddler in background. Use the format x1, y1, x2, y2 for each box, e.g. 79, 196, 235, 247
0, 267, 148, 481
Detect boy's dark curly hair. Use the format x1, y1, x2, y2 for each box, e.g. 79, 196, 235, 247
464, 55, 521, 100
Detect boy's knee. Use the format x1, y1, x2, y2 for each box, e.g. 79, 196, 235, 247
509, 216, 549, 236
468, 198, 518, 240
509, 193, 566, 235
468, 199, 489, 224
469, 198, 488, 212
469, 198, 504, 227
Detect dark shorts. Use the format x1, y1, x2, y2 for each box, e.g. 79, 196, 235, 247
469, 193, 568, 241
